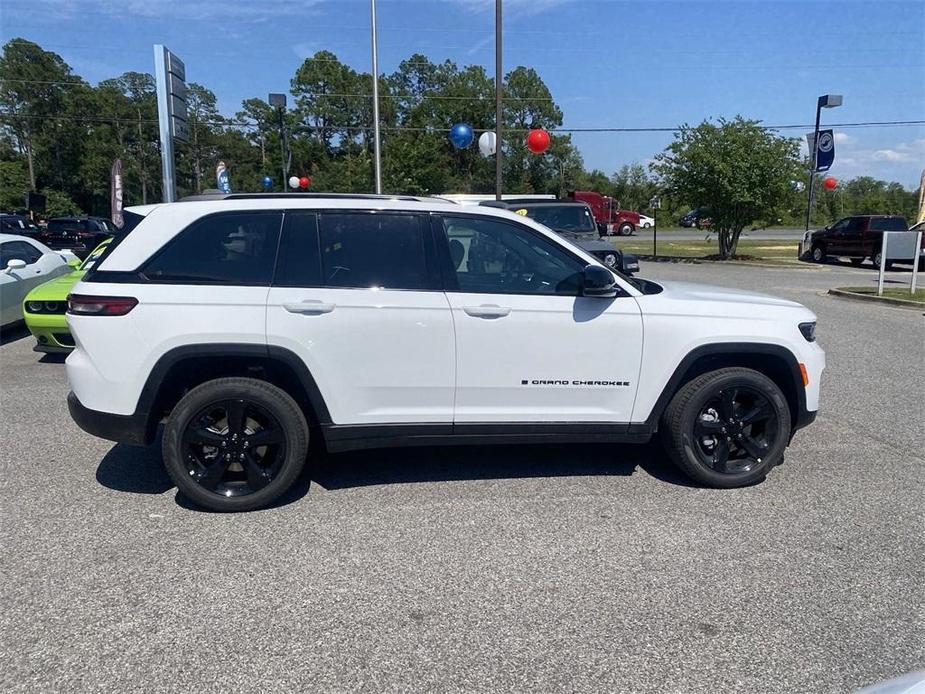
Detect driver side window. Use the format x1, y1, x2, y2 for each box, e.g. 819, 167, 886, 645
440, 216, 584, 296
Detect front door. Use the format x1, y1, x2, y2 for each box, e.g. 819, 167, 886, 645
436, 214, 643, 424
266, 210, 455, 425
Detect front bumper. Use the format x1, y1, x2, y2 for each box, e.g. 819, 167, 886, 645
24, 312, 74, 352
67, 392, 151, 446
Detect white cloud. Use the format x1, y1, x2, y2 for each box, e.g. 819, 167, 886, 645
833, 132, 854, 145
873, 148, 911, 162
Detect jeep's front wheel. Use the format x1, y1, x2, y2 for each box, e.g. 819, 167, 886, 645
163, 378, 309, 512
661, 368, 791, 488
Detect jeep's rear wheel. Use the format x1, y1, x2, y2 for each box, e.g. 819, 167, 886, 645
163, 377, 309, 512
661, 368, 790, 488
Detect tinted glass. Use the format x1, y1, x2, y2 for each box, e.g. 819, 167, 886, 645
520, 205, 596, 233
143, 212, 282, 285
870, 217, 908, 231
1, 240, 42, 266
441, 216, 584, 295
48, 220, 65, 231
318, 213, 429, 290
274, 211, 322, 287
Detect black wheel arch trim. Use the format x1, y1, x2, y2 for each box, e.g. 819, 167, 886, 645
112, 343, 332, 445
642, 342, 810, 434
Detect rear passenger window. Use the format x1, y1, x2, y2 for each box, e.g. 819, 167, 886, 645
318, 213, 430, 290
143, 212, 282, 285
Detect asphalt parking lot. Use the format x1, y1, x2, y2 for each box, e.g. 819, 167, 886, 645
1, 261, 922, 693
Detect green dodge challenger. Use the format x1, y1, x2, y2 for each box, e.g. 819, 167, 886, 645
23, 239, 111, 353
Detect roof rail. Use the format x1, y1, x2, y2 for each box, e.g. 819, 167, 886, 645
178, 192, 424, 203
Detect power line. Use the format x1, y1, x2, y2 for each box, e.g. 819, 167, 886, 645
1, 111, 922, 134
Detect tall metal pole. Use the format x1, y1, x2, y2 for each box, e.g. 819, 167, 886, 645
494, 0, 503, 200
153, 45, 176, 202
278, 108, 287, 192
804, 98, 822, 232
370, 0, 383, 194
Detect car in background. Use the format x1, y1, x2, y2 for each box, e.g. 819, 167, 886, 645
23, 238, 112, 353
806, 215, 915, 269
0, 234, 77, 328
479, 199, 639, 274
638, 214, 655, 229
0, 214, 41, 238
679, 208, 712, 228
39, 217, 115, 258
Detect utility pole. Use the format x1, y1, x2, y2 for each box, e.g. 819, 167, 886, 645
269, 93, 288, 192
370, 0, 383, 193
494, 0, 503, 200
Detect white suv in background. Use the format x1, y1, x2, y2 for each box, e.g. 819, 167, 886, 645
66, 193, 824, 512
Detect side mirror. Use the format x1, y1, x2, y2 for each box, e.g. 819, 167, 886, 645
4, 258, 27, 274
67, 258, 82, 269
582, 264, 618, 298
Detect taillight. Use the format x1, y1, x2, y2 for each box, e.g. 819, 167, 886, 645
67, 294, 137, 316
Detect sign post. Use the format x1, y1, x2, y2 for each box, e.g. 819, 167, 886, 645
650, 196, 661, 258
154, 45, 188, 202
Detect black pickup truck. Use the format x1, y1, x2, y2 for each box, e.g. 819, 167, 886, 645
805, 215, 923, 269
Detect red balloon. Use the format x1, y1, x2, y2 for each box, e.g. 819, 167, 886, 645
823, 176, 837, 190
299, 176, 311, 189
526, 128, 551, 154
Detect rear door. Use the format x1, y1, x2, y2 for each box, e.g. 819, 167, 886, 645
265, 210, 455, 426
436, 213, 643, 424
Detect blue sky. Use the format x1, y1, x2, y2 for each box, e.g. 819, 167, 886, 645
3, 0, 924, 187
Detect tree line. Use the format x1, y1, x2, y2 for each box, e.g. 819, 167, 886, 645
0, 38, 919, 234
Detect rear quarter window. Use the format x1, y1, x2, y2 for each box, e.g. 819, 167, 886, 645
141, 211, 283, 285
869, 218, 908, 231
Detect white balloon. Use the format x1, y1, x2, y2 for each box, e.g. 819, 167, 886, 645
478, 131, 497, 157
288, 176, 301, 189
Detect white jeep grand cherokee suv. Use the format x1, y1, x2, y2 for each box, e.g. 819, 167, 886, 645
66, 193, 824, 512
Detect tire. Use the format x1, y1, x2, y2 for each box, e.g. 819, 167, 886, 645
643, 222, 652, 229
618, 222, 634, 236
811, 244, 826, 263
849, 258, 864, 266
871, 251, 893, 271
660, 367, 791, 488
163, 377, 309, 512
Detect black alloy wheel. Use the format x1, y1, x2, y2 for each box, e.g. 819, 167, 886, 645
181, 399, 286, 496
661, 367, 791, 488
691, 387, 778, 475
163, 378, 309, 512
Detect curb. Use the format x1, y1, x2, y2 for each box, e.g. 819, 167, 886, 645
827, 288, 924, 310
633, 255, 815, 270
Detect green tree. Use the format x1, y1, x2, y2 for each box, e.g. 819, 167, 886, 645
652, 117, 801, 257
0, 159, 29, 210
611, 163, 658, 212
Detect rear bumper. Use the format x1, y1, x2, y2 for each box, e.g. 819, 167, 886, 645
67, 391, 151, 446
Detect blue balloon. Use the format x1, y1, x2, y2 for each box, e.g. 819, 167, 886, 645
448, 123, 474, 149
261, 175, 273, 189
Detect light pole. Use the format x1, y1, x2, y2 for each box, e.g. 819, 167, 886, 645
268, 93, 288, 192
495, 0, 503, 200
804, 93, 842, 231
370, 0, 383, 194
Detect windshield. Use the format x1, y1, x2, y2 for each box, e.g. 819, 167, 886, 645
519, 205, 597, 233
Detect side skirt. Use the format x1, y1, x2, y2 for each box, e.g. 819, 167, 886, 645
322, 422, 653, 453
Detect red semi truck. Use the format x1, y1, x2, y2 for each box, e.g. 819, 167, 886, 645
568, 190, 641, 236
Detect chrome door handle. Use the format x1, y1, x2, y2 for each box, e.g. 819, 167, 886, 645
463, 304, 511, 318
283, 300, 336, 314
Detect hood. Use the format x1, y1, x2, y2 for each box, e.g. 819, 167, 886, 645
655, 280, 807, 310
24, 269, 85, 301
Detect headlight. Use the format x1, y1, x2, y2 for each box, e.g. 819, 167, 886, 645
604, 253, 617, 267
26, 301, 43, 313
44, 301, 60, 312
798, 321, 816, 342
